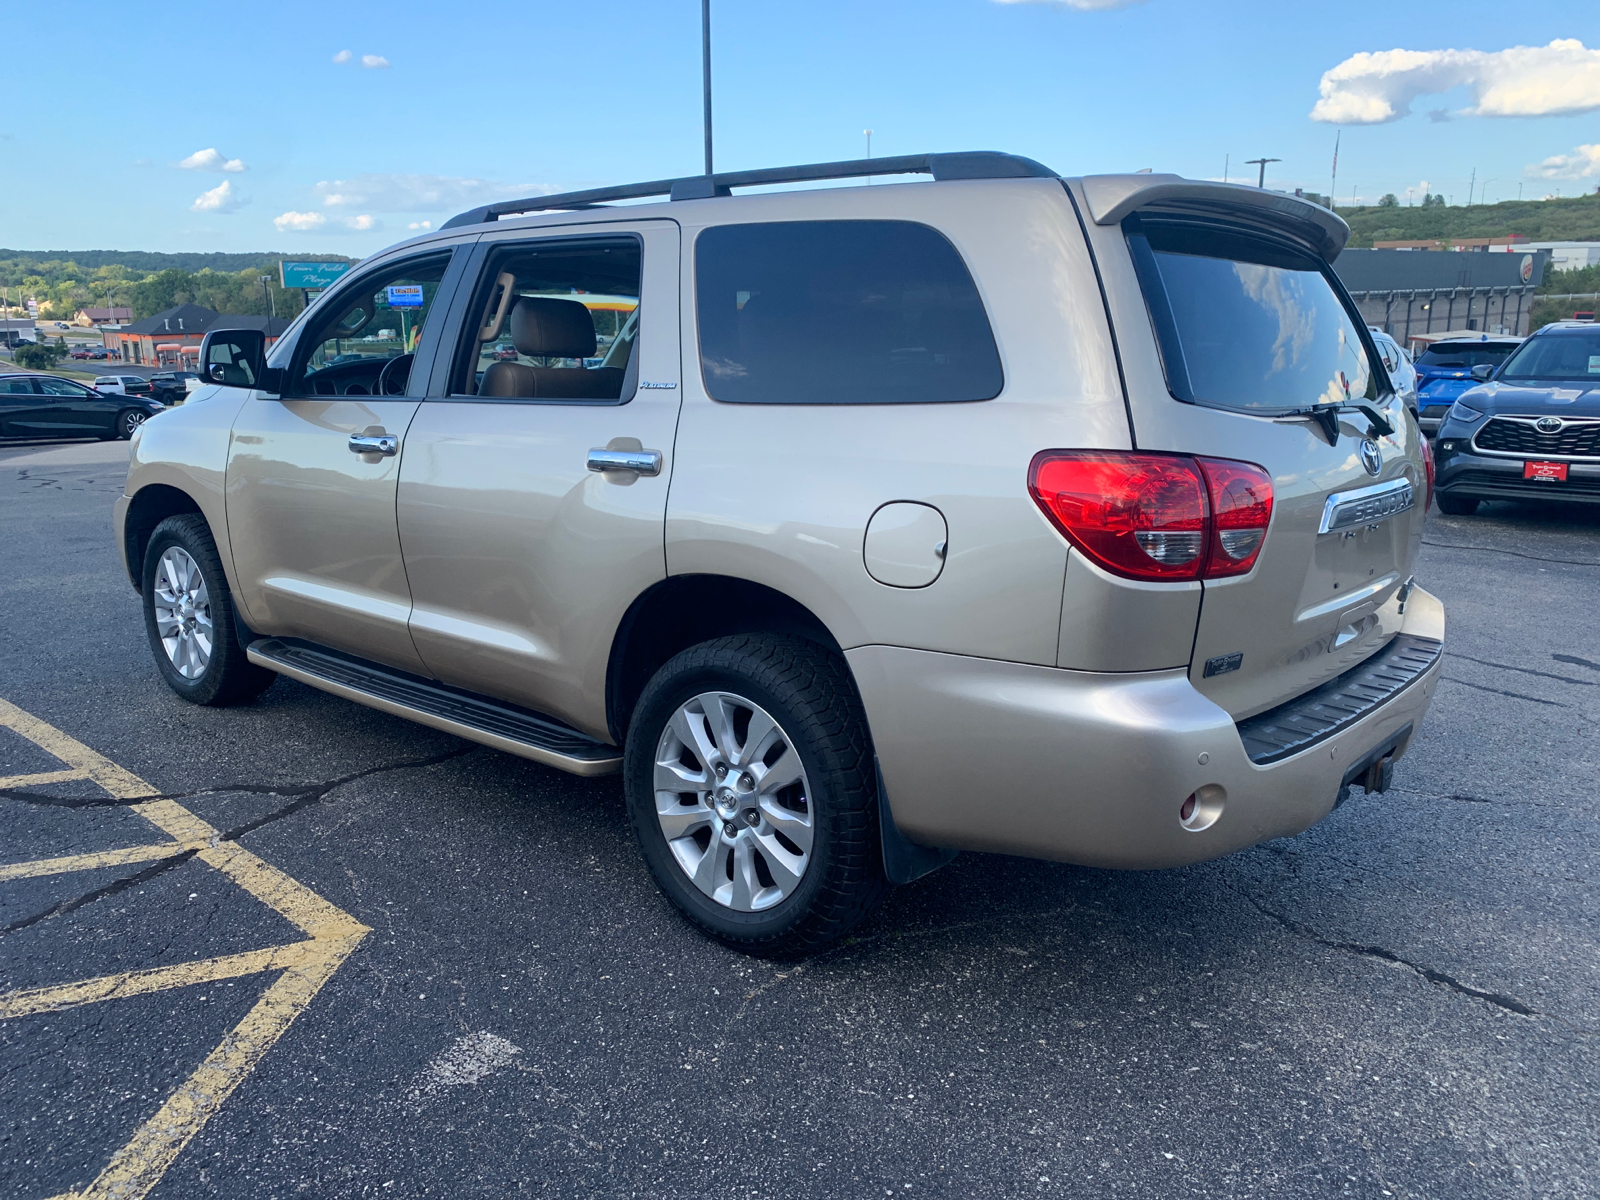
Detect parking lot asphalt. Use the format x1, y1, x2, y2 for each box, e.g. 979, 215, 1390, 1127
1, 435, 1597, 1200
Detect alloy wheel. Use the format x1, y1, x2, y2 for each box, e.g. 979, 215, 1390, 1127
152, 546, 212, 679
653, 691, 814, 912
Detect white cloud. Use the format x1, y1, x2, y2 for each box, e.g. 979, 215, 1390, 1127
332, 49, 352, 63
1531, 143, 1600, 180
179, 147, 246, 173
1312, 39, 1600, 124
361, 54, 390, 69
274, 210, 327, 232
345, 214, 379, 231
992, 0, 1145, 8
191, 180, 245, 213
313, 173, 546, 213
408, 220, 434, 230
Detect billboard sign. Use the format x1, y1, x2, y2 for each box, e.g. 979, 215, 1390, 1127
279, 261, 352, 290
385, 285, 425, 308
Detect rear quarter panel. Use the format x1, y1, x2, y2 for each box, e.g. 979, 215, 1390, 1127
665, 179, 1126, 664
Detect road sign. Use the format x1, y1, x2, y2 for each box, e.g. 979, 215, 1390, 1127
386, 285, 425, 308
279, 261, 352, 290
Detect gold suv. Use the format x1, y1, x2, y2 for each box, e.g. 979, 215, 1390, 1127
115, 153, 1445, 955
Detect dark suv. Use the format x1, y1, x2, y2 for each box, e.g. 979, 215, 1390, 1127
1432, 321, 1600, 513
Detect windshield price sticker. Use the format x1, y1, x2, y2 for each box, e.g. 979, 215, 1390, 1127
386, 285, 425, 308
1588, 355, 1600, 375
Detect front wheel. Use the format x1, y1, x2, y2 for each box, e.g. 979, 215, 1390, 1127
141, 513, 275, 706
116, 408, 146, 439
1435, 493, 1479, 516
624, 635, 887, 957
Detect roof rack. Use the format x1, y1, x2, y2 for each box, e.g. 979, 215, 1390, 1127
439, 151, 1057, 229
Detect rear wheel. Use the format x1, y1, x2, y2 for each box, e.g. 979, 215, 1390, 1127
624, 635, 887, 957
1435, 493, 1479, 516
141, 514, 275, 706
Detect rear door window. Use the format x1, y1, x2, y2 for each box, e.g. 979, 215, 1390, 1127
1126, 218, 1376, 413
694, 220, 1003, 405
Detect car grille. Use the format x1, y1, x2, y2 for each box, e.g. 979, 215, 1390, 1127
1472, 417, 1600, 459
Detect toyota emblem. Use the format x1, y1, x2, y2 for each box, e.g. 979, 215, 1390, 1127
1535, 416, 1563, 434
1359, 438, 1383, 477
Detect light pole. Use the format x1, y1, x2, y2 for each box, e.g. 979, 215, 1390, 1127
259, 276, 275, 319
1245, 157, 1279, 189
1481, 178, 1498, 206
864, 129, 873, 185
701, 0, 713, 175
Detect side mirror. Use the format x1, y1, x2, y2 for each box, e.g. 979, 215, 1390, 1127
199, 328, 268, 389
1470, 363, 1494, 381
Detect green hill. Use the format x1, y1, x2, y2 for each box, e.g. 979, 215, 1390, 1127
1333, 193, 1600, 248
0, 249, 351, 275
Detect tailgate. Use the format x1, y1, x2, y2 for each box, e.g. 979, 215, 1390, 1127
1099, 198, 1427, 719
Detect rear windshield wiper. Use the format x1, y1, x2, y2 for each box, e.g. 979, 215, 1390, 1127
1279, 403, 1394, 443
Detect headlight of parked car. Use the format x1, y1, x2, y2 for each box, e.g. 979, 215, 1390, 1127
1448, 401, 1484, 423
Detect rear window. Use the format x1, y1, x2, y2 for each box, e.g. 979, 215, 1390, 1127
1127, 218, 1376, 413
1416, 344, 1516, 369
694, 220, 1003, 405
1499, 330, 1600, 382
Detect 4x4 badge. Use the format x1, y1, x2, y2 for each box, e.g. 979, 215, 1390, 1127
1359, 439, 1382, 476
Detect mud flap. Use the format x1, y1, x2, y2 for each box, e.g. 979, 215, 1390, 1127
876, 758, 958, 885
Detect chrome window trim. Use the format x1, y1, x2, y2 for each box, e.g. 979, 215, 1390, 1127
1317, 477, 1415, 535
1469, 414, 1600, 462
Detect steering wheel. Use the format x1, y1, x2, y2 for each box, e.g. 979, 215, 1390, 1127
376, 353, 414, 396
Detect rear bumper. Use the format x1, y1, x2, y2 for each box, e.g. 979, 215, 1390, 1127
851, 587, 1445, 870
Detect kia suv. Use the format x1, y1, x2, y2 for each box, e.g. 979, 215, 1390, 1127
113, 153, 1444, 955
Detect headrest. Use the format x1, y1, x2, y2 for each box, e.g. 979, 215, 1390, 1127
510, 297, 596, 359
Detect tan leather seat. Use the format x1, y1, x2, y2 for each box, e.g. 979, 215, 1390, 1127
479, 297, 625, 400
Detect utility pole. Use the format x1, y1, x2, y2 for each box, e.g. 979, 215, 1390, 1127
1245, 157, 1279, 189
1467, 168, 1475, 206
864, 129, 873, 185
1329, 131, 1339, 208
258, 276, 275, 319
1223, 154, 1228, 184
701, 0, 713, 175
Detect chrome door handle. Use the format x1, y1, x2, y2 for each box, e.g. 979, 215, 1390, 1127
587, 448, 662, 476
348, 434, 398, 456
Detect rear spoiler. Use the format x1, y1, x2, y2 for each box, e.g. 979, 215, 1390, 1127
1078, 174, 1350, 262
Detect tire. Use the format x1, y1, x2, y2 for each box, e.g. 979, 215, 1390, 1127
116, 408, 147, 439
1435, 493, 1479, 516
141, 513, 275, 706
624, 635, 888, 957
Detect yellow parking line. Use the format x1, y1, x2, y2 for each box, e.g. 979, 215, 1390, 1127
0, 767, 91, 788
0, 940, 323, 1018
0, 842, 193, 883
0, 698, 370, 1200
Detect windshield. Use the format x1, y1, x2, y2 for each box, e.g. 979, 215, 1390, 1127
1128, 219, 1375, 412
1499, 331, 1600, 383
1416, 344, 1516, 370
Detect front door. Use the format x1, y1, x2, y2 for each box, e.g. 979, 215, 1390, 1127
225, 249, 463, 674
34, 376, 114, 436
396, 221, 681, 740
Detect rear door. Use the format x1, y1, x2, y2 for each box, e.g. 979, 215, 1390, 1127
0, 377, 40, 436
1100, 207, 1426, 719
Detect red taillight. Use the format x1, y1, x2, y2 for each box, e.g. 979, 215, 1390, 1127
1196, 456, 1274, 577
1420, 435, 1435, 509
1028, 450, 1273, 582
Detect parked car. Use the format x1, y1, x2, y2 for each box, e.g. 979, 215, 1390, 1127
148, 371, 199, 405
1431, 321, 1600, 514
90, 348, 113, 360
1367, 328, 1418, 423
94, 374, 155, 397
1413, 334, 1522, 434
69, 348, 95, 360
114, 156, 1443, 955
0, 372, 163, 439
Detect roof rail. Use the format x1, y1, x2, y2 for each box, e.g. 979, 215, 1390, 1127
440, 151, 1057, 230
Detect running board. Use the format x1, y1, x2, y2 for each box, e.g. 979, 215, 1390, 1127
246, 637, 622, 776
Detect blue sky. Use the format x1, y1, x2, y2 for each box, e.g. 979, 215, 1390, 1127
2, 0, 1596, 256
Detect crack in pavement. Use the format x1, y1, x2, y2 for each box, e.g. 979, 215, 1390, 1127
1227, 885, 1539, 1017
1553, 653, 1600, 673
0, 745, 477, 936
1421, 539, 1600, 568
1445, 651, 1596, 687
1440, 675, 1569, 707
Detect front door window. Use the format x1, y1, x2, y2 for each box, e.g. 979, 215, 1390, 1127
287, 255, 451, 398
